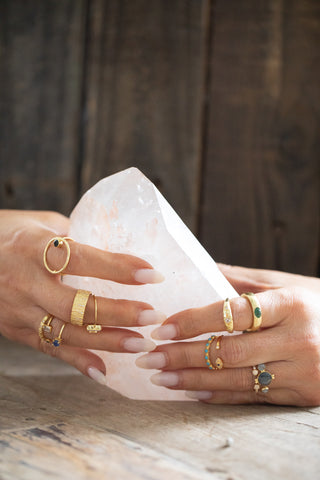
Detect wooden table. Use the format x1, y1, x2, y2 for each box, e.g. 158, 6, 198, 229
1, 336, 319, 480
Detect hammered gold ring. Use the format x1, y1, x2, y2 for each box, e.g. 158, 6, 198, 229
70, 289, 91, 326
241, 292, 262, 332
43, 236, 74, 275
223, 298, 234, 333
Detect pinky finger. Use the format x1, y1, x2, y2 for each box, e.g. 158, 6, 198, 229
187, 389, 301, 406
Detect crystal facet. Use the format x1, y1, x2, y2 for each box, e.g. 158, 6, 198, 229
65, 167, 238, 400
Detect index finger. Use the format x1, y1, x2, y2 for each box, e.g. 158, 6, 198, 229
151, 289, 292, 341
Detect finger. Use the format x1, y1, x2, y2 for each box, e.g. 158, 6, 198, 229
137, 330, 287, 371
149, 361, 283, 391
34, 282, 164, 328
40, 233, 163, 285
151, 289, 290, 341
190, 389, 301, 406
36, 316, 156, 353
218, 264, 293, 291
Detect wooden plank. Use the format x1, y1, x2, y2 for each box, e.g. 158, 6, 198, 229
200, 0, 320, 275
1, 337, 320, 480
80, 0, 209, 230
0, 0, 86, 215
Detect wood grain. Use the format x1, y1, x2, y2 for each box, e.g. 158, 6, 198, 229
1, 337, 320, 480
200, 0, 320, 275
80, 0, 209, 230
0, 0, 86, 215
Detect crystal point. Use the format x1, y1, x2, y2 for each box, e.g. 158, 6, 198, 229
64, 167, 238, 400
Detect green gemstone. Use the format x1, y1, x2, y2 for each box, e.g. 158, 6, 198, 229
254, 307, 262, 318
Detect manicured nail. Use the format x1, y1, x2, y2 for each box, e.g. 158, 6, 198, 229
122, 337, 156, 353
87, 367, 107, 386
151, 324, 178, 340
134, 268, 165, 284
185, 390, 213, 400
150, 371, 179, 387
135, 352, 168, 369
137, 310, 166, 326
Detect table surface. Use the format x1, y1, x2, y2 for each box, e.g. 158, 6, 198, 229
1, 336, 320, 480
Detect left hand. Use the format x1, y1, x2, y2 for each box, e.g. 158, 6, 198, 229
136, 265, 320, 406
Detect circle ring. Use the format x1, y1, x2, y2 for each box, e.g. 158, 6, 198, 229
43, 237, 73, 275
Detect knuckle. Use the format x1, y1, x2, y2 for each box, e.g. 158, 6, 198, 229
223, 337, 246, 366
229, 368, 250, 390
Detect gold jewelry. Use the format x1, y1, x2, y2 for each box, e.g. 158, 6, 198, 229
39, 314, 54, 343
241, 292, 262, 332
70, 289, 91, 326
223, 298, 234, 333
43, 236, 74, 275
52, 323, 66, 347
205, 335, 224, 370
252, 364, 275, 393
86, 295, 102, 333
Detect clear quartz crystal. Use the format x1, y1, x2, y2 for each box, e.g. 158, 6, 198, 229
64, 168, 238, 400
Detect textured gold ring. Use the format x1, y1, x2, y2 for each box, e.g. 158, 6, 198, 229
223, 298, 234, 333
71, 289, 91, 326
241, 292, 262, 332
43, 236, 74, 275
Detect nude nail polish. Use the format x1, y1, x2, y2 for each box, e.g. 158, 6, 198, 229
150, 371, 179, 387
185, 390, 213, 400
135, 352, 168, 369
137, 310, 166, 326
134, 269, 165, 284
151, 324, 178, 340
87, 367, 108, 386
122, 337, 156, 353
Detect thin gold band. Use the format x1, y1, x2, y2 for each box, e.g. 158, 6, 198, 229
43, 236, 74, 275
86, 295, 102, 333
71, 289, 91, 326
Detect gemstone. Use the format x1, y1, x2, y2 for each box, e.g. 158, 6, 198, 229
215, 358, 223, 369
254, 307, 261, 318
53, 339, 60, 347
258, 371, 272, 386
252, 369, 258, 376
65, 167, 238, 400
53, 239, 59, 247
43, 325, 52, 333
261, 387, 269, 394
254, 384, 260, 392
258, 364, 265, 371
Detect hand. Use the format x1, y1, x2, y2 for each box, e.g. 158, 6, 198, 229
0, 210, 164, 384
136, 265, 320, 406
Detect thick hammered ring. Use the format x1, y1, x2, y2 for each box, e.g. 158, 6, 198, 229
43, 236, 74, 275
223, 298, 234, 333
252, 364, 275, 394
71, 289, 91, 326
241, 292, 262, 332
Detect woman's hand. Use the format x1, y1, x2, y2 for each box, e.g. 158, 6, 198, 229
0, 210, 164, 384
136, 265, 320, 406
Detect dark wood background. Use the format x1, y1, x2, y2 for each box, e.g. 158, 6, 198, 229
0, 0, 319, 276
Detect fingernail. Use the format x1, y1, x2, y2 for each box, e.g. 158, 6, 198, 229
122, 337, 156, 353
87, 367, 107, 386
134, 268, 165, 284
137, 310, 166, 326
150, 371, 179, 387
151, 324, 177, 340
185, 390, 213, 400
135, 352, 168, 369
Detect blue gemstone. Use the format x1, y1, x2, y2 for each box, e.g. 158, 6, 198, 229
258, 371, 272, 386
53, 239, 59, 247
53, 339, 60, 347
206, 361, 210, 365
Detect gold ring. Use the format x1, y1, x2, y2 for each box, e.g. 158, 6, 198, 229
252, 364, 275, 393
86, 294, 102, 333
52, 323, 66, 348
223, 298, 234, 333
205, 335, 224, 370
241, 292, 262, 332
71, 289, 91, 326
39, 314, 54, 344
43, 236, 74, 275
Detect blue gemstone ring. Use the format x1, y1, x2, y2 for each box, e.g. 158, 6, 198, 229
52, 323, 66, 348
252, 364, 275, 394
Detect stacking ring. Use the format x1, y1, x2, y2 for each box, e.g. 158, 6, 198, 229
252, 364, 275, 393
52, 323, 66, 348
86, 294, 102, 333
241, 292, 262, 332
71, 289, 91, 326
43, 236, 74, 275
205, 335, 224, 370
39, 314, 54, 343
223, 298, 234, 333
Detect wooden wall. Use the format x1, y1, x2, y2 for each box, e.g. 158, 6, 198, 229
0, 0, 319, 276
